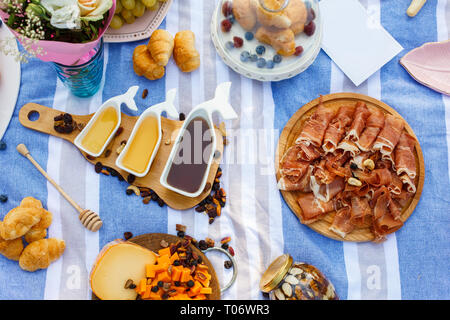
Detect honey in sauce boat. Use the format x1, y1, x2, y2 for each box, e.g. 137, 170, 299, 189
75, 86, 139, 157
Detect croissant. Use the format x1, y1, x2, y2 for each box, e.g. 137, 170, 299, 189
20, 197, 53, 243
147, 29, 174, 67
19, 238, 65, 272
0, 207, 43, 240
255, 26, 296, 56
133, 45, 165, 80
173, 30, 200, 73
232, 0, 257, 31
0, 222, 24, 261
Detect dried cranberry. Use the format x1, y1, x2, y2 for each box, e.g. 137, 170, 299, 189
294, 46, 304, 56
221, 1, 233, 16
228, 246, 235, 256
221, 19, 232, 33
304, 21, 316, 36
233, 36, 243, 48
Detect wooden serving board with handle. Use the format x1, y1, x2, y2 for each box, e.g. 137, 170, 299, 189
275, 93, 425, 242
19, 102, 224, 211
92, 233, 221, 300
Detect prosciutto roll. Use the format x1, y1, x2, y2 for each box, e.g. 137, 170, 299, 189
372, 114, 405, 156
322, 105, 355, 153
297, 193, 334, 224
345, 102, 371, 142
394, 132, 417, 179
278, 164, 313, 191
356, 109, 385, 152
295, 99, 335, 147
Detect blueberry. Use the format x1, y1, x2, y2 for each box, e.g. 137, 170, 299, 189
266, 60, 275, 69
240, 51, 250, 62
244, 32, 254, 40
225, 41, 234, 50
255, 45, 266, 55
0, 140, 6, 151
256, 58, 266, 68
0, 195, 7, 203
228, 15, 235, 24
249, 54, 258, 62
273, 54, 282, 63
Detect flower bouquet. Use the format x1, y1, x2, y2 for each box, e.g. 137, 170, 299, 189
0, 0, 116, 96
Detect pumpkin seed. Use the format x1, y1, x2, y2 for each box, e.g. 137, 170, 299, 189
285, 275, 299, 285
281, 282, 292, 297
274, 288, 285, 300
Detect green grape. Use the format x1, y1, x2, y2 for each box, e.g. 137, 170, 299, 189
121, 0, 136, 11
141, 0, 157, 8
132, 1, 146, 17
115, 0, 122, 14
121, 8, 136, 24
148, 1, 160, 10
110, 15, 124, 29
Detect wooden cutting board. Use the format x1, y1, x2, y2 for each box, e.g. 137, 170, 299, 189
19, 103, 224, 210
275, 93, 425, 242
92, 233, 221, 300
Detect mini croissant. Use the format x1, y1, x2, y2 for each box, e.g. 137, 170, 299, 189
255, 26, 296, 56
133, 45, 165, 80
0, 222, 24, 261
0, 207, 43, 240
19, 238, 65, 272
173, 30, 200, 73
20, 197, 53, 243
147, 29, 174, 67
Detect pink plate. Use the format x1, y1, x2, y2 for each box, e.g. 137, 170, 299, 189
400, 40, 450, 96
104, 0, 172, 43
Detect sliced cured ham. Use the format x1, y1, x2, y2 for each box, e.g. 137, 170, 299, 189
371, 186, 391, 220
389, 199, 402, 221
323, 105, 355, 153
356, 109, 385, 151
400, 174, 417, 193
295, 99, 335, 147
336, 139, 360, 157
297, 142, 322, 162
372, 212, 403, 243
278, 165, 313, 192
279, 145, 310, 177
329, 207, 354, 238
345, 102, 371, 142
350, 197, 372, 227
354, 168, 392, 187
388, 173, 403, 195
394, 132, 417, 179
372, 114, 405, 156
297, 193, 334, 224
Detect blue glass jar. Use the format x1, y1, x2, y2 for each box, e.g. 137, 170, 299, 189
52, 38, 104, 98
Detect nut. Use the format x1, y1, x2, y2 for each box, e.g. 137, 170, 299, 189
165, 139, 171, 145
116, 142, 126, 154
219, 122, 227, 137
124, 279, 134, 289
160, 239, 169, 248
289, 267, 303, 276
126, 185, 140, 196
285, 275, 299, 285
348, 177, 362, 187
363, 159, 375, 170
274, 288, 285, 300
282, 282, 293, 297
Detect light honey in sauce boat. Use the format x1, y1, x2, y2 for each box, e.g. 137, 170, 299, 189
74, 86, 139, 157
116, 89, 178, 177
160, 82, 238, 197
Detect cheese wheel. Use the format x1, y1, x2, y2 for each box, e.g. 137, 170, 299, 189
90, 240, 157, 300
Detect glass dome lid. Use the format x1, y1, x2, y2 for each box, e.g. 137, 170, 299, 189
211, 0, 322, 81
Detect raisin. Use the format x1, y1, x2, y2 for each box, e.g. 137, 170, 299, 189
142, 89, 148, 99
151, 286, 159, 293
177, 231, 185, 238
186, 280, 195, 288
124, 232, 133, 240
157, 281, 164, 287
224, 260, 233, 269
157, 198, 165, 207
198, 240, 208, 250
221, 243, 229, 250
63, 113, 73, 124
94, 162, 103, 173
179, 113, 186, 121
0, 195, 8, 203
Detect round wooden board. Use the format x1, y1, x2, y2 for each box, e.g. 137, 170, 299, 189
92, 233, 221, 300
275, 93, 425, 242
18, 103, 224, 210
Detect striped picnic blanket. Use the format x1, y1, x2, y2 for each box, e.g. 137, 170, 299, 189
0, 0, 449, 300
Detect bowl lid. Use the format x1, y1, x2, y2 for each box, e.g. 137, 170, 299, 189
260, 253, 293, 292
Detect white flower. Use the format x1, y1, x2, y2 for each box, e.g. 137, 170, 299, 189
41, 0, 81, 29
78, 0, 113, 21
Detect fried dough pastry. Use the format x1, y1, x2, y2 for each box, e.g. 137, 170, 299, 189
133, 45, 165, 80
19, 238, 65, 272
20, 197, 53, 243
147, 29, 174, 67
0, 222, 24, 261
232, 0, 258, 31
173, 30, 200, 73
0, 207, 43, 240
286, 0, 308, 35
255, 26, 296, 56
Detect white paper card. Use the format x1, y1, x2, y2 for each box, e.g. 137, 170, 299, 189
319, 0, 403, 86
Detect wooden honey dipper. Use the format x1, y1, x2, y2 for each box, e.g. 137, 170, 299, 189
16, 143, 103, 232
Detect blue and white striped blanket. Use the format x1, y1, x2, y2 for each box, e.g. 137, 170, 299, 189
0, 0, 449, 300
